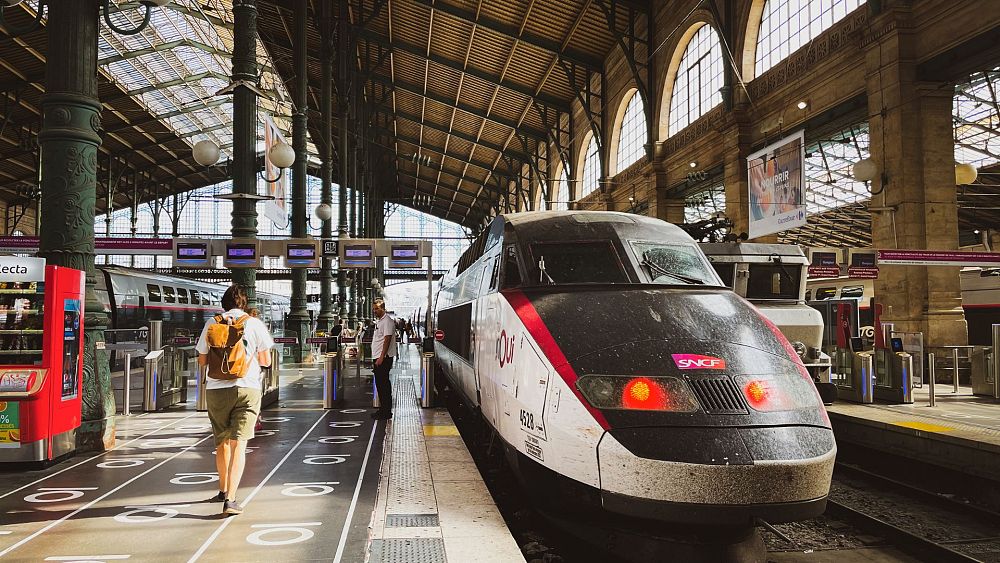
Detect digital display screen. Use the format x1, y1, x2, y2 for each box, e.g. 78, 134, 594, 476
852, 253, 876, 268
812, 252, 837, 267
287, 245, 316, 259
227, 245, 256, 258
346, 247, 372, 258
177, 243, 208, 258
392, 246, 419, 258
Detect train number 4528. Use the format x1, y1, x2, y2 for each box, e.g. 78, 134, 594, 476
519, 409, 536, 431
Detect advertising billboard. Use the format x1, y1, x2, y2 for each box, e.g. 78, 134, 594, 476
747, 130, 806, 239
262, 114, 289, 230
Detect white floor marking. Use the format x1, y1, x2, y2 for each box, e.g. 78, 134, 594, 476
186, 410, 330, 563
245, 522, 322, 546
333, 421, 379, 563
0, 412, 200, 500
44, 556, 130, 561
0, 434, 213, 559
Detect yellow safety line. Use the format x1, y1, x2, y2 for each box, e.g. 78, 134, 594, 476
423, 425, 460, 436
892, 421, 956, 432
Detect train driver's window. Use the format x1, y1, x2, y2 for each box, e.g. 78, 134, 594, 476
711, 263, 736, 288
815, 287, 837, 300
502, 245, 522, 288
177, 288, 189, 304
163, 286, 176, 303
190, 290, 200, 305
805, 290, 812, 301
147, 284, 162, 302
840, 286, 865, 298
531, 241, 629, 284
746, 264, 800, 300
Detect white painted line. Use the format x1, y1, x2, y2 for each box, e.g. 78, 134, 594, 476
0, 434, 213, 559
45, 556, 130, 561
0, 412, 201, 500
333, 421, 379, 563
186, 410, 330, 563
0, 532, 11, 536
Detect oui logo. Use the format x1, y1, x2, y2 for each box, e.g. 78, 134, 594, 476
495, 329, 516, 368
671, 354, 726, 370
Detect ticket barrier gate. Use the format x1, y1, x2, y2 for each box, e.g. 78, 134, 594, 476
323, 351, 343, 408
832, 347, 913, 404
970, 324, 1000, 399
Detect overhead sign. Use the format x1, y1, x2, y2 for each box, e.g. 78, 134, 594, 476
262, 114, 289, 231
877, 249, 1000, 267
0, 237, 173, 256
388, 242, 422, 268
339, 239, 376, 269
174, 239, 213, 268
807, 248, 841, 279
747, 130, 806, 240
223, 240, 261, 269
285, 240, 320, 268
848, 249, 879, 279
322, 240, 338, 258
0, 256, 45, 282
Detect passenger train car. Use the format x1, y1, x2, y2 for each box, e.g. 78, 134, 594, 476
807, 269, 1000, 346
95, 266, 290, 350
433, 211, 835, 526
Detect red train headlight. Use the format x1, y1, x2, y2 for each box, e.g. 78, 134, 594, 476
735, 374, 818, 412
577, 376, 700, 412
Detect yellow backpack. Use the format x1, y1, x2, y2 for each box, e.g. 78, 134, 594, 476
206, 314, 250, 380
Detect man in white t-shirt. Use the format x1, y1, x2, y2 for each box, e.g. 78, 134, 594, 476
370, 298, 397, 420
195, 284, 275, 516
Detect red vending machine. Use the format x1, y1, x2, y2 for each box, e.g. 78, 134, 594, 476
0, 257, 85, 462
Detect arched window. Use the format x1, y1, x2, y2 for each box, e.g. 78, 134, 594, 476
554, 169, 570, 211
616, 91, 647, 172
580, 136, 600, 199
668, 23, 724, 137
755, 0, 864, 77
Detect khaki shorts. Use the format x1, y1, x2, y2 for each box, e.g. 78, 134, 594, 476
206, 387, 261, 446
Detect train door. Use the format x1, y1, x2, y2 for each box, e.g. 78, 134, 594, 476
477, 252, 503, 425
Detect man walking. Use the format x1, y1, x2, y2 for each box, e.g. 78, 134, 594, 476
370, 298, 397, 420
196, 284, 274, 516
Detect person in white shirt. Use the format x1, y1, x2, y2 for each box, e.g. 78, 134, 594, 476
195, 284, 275, 516
370, 298, 397, 420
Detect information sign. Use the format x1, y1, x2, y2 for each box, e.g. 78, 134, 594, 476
273, 337, 299, 345
174, 240, 212, 268
285, 241, 320, 268
339, 240, 376, 269
876, 249, 1000, 267
322, 240, 338, 258
434, 330, 444, 341
224, 240, 261, 268
388, 243, 422, 268
306, 337, 329, 344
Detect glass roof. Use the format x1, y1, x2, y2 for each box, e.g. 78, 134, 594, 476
804, 123, 870, 214
91, 1, 306, 162
955, 69, 1000, 168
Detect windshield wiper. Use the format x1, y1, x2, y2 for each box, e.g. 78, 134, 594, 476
640, 252, 706, 285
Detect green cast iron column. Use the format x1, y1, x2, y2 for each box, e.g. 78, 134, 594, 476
337, 0, 349, 325
230, 0, 258, 306
348, 159, 357, 327
288, 0, 310, 357
38, 0, 114, 451
317, 1, 334, 331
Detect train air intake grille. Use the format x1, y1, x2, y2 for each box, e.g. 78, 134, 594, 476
689, 378, 748, 414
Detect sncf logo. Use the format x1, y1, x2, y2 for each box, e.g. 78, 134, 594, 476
672, 354, 726, 370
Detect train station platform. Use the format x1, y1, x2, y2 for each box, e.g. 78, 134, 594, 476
0, 346, 518, 562
827, 384, 1000, 483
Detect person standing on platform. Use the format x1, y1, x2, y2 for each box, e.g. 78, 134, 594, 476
330, 316, 344, 339
370, 298, 397, 420
196, 285, 275, 516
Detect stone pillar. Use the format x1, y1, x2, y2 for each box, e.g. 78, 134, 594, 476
317, 1, 334, 332
230, 0, 259, 306
287, 0, 310, 358
865, 7, 966, 348
38, 0, 114, 451
722, 109, 759, 241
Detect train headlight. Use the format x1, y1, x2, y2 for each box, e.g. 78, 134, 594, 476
735, 374, 818, 412
791, 341, 807, 359
576, 376, 700, 412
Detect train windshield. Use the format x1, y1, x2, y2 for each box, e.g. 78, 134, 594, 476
631, 242, 720, 286
530, 241, 629, 284
746, 264, 801, 300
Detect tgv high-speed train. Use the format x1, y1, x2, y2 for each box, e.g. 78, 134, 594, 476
433, 211, 835, 526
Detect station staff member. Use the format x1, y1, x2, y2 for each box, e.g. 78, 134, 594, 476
196, 284, 274, 516
370, 298, 397, 420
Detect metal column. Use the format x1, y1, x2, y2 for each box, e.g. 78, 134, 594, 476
336, 0, 350, 324
317, 1, 335, 332
230, 0, 259, 306
288, 0, 310, 361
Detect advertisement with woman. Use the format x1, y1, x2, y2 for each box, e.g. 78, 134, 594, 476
748, 130, 807, 239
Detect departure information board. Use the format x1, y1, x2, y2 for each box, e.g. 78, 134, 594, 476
224, 241, 260, 268
339, 240, 376, 268
388, 243, 422, 268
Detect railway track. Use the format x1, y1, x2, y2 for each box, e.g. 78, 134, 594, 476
824, 463, 1000, 562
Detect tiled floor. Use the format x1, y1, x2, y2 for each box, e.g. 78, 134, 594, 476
366, 347, 524, 563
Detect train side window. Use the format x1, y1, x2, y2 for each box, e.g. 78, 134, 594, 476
805, 289, 812, 301
190, 290, 200, 305
163, 286, 176, 303
489, 256, 501, 292
177, 288, 189, 304
815, 287, 837, 300
502, 246, 522, 288
840, 286, 865, 298
147, 284, 161, 303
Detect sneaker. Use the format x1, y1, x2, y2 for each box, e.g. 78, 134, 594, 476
210, 491, 225, 503
223, 500, 244, 515
371, 410, 393, 420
